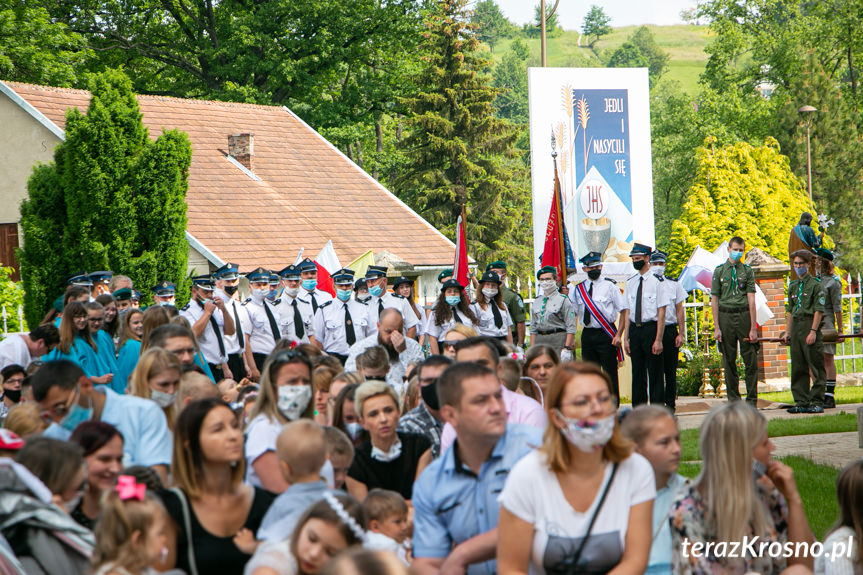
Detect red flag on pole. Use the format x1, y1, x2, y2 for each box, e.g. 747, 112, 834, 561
453, 205, 469, 287
541, 161, 567, 280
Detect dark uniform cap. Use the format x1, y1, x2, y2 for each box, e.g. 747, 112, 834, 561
213, 262, 240, 280
536, 265, 557, 279
245, 268, 272, 283
278, 264, 301, 280
269, 274, 280, 286
131, 290, 141, 301
479, 270, 502, 284
441, 279, 464, 292
113, 288, 132, 301
392, 276, 413, 289
297, 258, 317, 273
486, 260, 507, 271
437, 268, 454, 283
152, 281, 177, 296
332, 268, 356, 284
814, 248, 834, 261
354, 278, 367, 291
649, 250, 668, 264
66, 272, 93, 287
629, 242, 653, 257
365, 265, 388, 279
88, 271, 113, 285
191, 275, 216, 290
579, 252, 603, 266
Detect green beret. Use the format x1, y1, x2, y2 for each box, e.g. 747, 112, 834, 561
437, 268, 453, 283
536, 265, 557, 279
814, 248, 834, 261
486, 260, 507, 271
112, 288, 133, 301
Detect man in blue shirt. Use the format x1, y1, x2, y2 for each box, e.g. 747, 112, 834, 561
412, 362, 542, 575
33, 360, 173, 483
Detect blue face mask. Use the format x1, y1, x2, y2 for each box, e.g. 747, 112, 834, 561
445, 295, 461, 306
368, 285, 383, 297
336, 289, 352, 302
59, 391, 93, 432
794, 265, 808, 277
730, 250, 744, 261
302, 279, 317, 291
267, 289, 279, 301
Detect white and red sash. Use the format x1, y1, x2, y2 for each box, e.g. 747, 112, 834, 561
576, 282, 624, 363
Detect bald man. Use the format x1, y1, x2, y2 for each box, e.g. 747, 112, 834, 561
345, 308, 424, 391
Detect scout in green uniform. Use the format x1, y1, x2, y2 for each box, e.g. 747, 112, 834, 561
816, 248, 842, 409
487, 260, 526, 346
529, 266, 576, 356
710, 236, 759, 404
784, 250, 827, 413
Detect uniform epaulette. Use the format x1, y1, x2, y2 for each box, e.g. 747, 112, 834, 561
392, 293, 405, 299
605, 277, 617, 283
180, 304, 190, 311
272, 298, 282, 305
242, 298, 251, 306
319, 301, 333, 309
667, 276, 678, 282
296, 296, 310, 304
356, 299, 369, 306
654, 274, 665, 282
627, 273, 639, 280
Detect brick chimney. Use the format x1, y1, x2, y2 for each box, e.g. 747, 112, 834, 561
228, 133, 254, 171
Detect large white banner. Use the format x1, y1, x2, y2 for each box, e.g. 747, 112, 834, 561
529, 68, 655, 276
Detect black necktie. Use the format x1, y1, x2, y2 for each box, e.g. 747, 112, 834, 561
452, 306, 463, 324
344, 303, 356, 346
310, 294, 318, 314
635, 277, 643, 324
263, 302, 281, 342
199, 301, 226, 358
491, 302, 503, 329
292, 300, 304, 339
584, 283, 593, 326
232, 301, 244, 350
378, 298, 384, 318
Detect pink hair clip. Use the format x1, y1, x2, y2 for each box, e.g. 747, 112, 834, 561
115, 475, 146, 502
289, 340, 299, 349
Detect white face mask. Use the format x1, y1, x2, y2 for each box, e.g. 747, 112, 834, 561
150, 389, 176, 409
539, 279, 557, 295
251, 289, 266, 303
277, 385, 312, 421
371, 438, 403, 462
284, 286, 300, 298
345, 422, 363, 440
652, 265, 666, 277
556, 411, 616, 452
482, 287, 499, 299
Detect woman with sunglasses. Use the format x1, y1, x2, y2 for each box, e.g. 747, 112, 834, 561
438, 324, 479, 359
44, 301, 113, 386
425, 280, 478, 355
244, 349, 315, 492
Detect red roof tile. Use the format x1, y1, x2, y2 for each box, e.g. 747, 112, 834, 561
4, 81, 457, 269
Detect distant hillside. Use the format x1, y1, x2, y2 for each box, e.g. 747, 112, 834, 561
489, 24, 711, 95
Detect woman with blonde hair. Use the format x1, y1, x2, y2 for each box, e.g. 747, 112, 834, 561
670, 401, 814, 575
129, 348, 183, 428
115, 308, 145, 394
438, 323, 479, 359
498, 361, 654, 575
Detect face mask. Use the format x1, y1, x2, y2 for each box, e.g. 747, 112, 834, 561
586, 269, 602, 281
632, 260, 646, 271
556, 411, 616, 452
284, 286, 299, 298
482, 287, 498, 299
345, 421, 363, 440
251, 289, 266, 303
159, 299, 175, 307
150, 389, 177, 409
277, 385, 312, 421
794, 265, 808, 277
60, 392, 93, 432
652, 265, 666, 277
302, 279, 317, 291
224, 285, 238, 296
371, 439, 402, 462
267, 289, 279, 301
539, 279, 557, 295
336, 289, 352, 302
369, 285, 383, 297
420, 381, 440, 411
3, 388, 22, 403
730, 250, 744, 262
445, 295, 461, 306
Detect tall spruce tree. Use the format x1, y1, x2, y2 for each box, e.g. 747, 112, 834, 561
396, 0, 527, 269
19, 69, 191, 325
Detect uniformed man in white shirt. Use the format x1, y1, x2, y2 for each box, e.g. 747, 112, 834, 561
241, 267, 284, 380
650, 250, 687, 411
621, 243, 672, 406
297, 258, 334, 314
276, 264, 317, 346
180, 275, 235, 381
213, 263, 250, 381
529, 265, 577, 356
313, 268, 372, 364
365, 265, 419, 339
152, 281, 177, 307
88, 271, 113, 298
571, 252, 626, 400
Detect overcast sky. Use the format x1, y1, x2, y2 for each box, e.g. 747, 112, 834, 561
491, 0, 699, 29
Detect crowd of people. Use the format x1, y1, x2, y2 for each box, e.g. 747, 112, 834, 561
0, 239, 857, 575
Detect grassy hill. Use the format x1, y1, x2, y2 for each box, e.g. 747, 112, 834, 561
489, 24, 711, 95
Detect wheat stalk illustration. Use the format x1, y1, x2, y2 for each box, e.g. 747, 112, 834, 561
561, 84, 576, 196
576, 96, 590, 179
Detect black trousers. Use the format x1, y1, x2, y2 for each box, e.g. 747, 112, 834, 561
581, 328, 620, 399
328, 352, 348, 366
227, 352, 246, 381
207, 363, 225, 382
629, 321, 664, 406
252, 352, 269, 372
661, 324, 679, 411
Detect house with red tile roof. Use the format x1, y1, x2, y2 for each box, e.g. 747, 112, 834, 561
0, 80, 459, 300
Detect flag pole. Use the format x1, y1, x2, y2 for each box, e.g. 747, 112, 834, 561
551, 135, 566, 282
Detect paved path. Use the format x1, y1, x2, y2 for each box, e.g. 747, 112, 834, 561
770, 432, 862, 467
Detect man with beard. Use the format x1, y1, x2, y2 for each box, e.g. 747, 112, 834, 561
344, 308, 424, 391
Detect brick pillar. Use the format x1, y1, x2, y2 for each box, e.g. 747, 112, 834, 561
228, 133, 254, 170
752, 262, 790, 388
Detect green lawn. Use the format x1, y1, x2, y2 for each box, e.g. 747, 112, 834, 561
677, 456, 840, 539
680, 413, 857, 462
489, 25, 711, 95
761, 385, 863, 406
